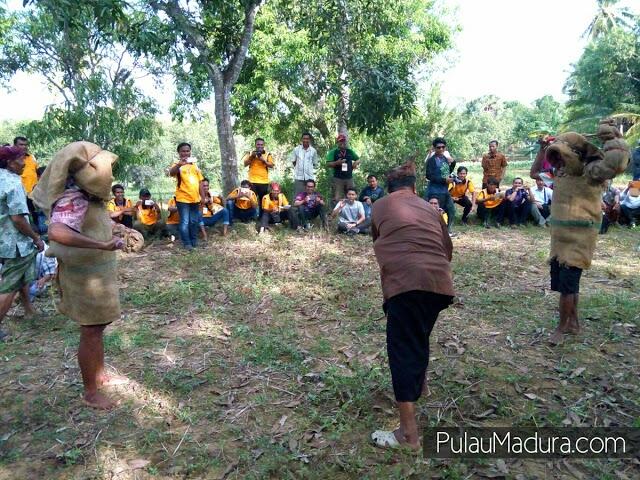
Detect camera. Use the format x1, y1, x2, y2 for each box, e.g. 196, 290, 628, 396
449, 174, 463, 185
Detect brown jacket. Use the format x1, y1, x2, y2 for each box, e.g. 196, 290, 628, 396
481, 152, 508, 183
371, 189, 454, 301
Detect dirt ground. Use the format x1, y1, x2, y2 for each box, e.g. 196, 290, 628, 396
0, 220, 639, 479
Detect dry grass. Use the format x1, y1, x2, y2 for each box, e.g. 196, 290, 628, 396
0, 220, 639, 480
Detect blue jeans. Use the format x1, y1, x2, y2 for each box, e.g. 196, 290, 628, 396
226, 200, 257, 225
176, 201, 200, 248
200, 208, 230, 227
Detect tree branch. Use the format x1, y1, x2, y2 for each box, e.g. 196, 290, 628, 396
223, 0, 262, 87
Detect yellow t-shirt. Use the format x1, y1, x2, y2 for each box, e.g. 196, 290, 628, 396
441, 212, 448, 224
107, 198, 132, 213
21, 154, 38, 194
201, 194, 223, 218
167, 198, 180, 225
172, 163, 204, 203
477, 189, 503, 209
449, 180, 475, 199
262, 193, 289, 212
227, 187, 258, 210
137, 203, 160, 226
243, 152, 274, 184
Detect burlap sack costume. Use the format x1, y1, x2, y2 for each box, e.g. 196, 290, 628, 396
546, 123, 629, 269
31, 142, 121, 326
111, 222, 145, 253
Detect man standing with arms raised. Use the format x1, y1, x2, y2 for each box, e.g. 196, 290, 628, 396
289, 132, 319, 194
370, 162, 454, 450
481, 140, 508, 188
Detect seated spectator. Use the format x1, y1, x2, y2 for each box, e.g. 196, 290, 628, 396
134, 188, 167, 239
600, 180, 620, 234
427, 196, 449, 224
476, 177, 505, 228
448, 166, 475, 225
332, 187, 369, 235
166, 196, 180, 242
504, 177, 531, 227
107, 184, 134, 228
359, 174, 385, 218
530, 177, 553, 227
620, 180, 640, 228
226, 180, 258, 224
200, 178, 229, 238
259, 182, 293, 233
292, 179, 327, 231
28, 241, 57, 302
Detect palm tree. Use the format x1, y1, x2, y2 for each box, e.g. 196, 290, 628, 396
583, 0, 634, 40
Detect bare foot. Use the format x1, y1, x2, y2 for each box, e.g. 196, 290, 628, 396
98, 374, 130, 388
549, 328, 565, 346
393, 428, 420, 451
83, 391, 118, 410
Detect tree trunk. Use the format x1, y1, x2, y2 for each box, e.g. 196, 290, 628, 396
213, 83, 238, 194
336, 70, 350, 137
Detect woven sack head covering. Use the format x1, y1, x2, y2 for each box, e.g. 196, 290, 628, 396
546, 133, 603, 176
32, 141, 117, 215
596, 118, 621, 142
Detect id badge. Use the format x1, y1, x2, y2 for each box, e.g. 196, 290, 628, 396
203, 207, 209, 214
341, 162, 348, 172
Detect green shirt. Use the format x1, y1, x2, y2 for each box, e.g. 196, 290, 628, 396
0, 168, 35, 259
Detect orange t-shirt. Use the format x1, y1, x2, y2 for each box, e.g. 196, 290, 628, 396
448, 180, 475, 199
242, 152, 274, 184
477, 189, 503, 209
227, 187, 258, 210
137, 202, 160, 225
171, 163, 204, 203
262, 193, 289, 212
166, 198, 180, 225
21, 154, 38, 193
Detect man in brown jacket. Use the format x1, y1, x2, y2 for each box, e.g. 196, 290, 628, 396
370, 162, 454, 450
481, 140, 508, 188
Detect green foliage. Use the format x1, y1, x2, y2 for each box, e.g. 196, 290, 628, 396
0, 2, 161, 172
564, 20, 640, 136
232, 0, 455, 146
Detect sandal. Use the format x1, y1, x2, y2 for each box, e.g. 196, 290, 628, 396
371, 430, 400, 448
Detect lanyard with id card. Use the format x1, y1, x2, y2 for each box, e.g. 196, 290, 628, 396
341, 161, 349, 172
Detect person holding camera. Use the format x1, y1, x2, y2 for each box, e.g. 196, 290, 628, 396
447, 166, 476, 225
133, 188, 167, 239
504, 177, 531, 227
292, 179, 328, 230
226, 180, 259, 224
326, 133, 360, 205
242, 137, 274, 213
425, 137, 456, 232
476, 177, 506, 228
168, 142, 206, 250
259, 182, 294, 233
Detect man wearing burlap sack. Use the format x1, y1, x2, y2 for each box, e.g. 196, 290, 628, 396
531, 120, 629, 345
32, 142, 127, 409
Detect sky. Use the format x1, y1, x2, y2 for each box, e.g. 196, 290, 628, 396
0, 0, 636, 121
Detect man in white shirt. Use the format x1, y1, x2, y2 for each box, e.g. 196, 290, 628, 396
332, 188, 369, 235
289, 132, 320, 194
529, 177, 553, 226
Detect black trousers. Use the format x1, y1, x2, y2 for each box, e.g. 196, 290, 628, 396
384, 290, 452, 402
251, 183, 269, 215
260, 210, 296, 229
477, 203, 505, 224
454, 196, 472, 221
506, 200, 531, 225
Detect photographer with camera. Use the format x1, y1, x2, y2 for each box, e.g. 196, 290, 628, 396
242, 138, 274, 214
133, 188, 168, 240
447, 166, 476, 225
476, 177, 506, 228
168, 142, 206, 250
504, 177, 531, 228
226, 180, 259, 225
424, 138, 456, 232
